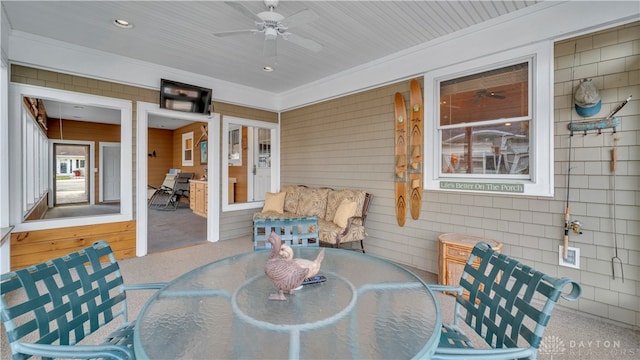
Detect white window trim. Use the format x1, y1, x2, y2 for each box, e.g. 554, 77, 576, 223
182, 131, 194, 166
9, 83, 133, 231
424, 41, 554, 197
222, 116, 280, 212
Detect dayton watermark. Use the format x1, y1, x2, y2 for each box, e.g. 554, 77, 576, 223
539, 335, 638, 359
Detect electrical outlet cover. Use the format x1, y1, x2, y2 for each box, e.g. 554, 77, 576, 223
559, 246, 580, 269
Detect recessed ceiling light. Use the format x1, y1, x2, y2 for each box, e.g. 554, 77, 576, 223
113, 19, 134, 29
263, 66, 274, 72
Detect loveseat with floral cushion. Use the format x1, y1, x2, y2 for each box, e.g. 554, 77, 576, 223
253, 185, 373, 252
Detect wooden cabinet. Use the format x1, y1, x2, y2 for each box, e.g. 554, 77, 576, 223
189, 180, 207, 218
438, 233, 502, 287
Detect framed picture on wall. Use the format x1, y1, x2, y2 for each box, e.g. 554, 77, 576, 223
200, 141, 208, 164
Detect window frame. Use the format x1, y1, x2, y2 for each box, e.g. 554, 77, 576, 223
9, 83, 133, 231
424, 41, 554, 197
182, 131, 194, 166
228, 125, 242, 167
438, 61, 531, 178
222, 115, 280, 212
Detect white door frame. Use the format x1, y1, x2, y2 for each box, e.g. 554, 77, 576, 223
99, 142, 120, 202
135, 102, 220, 257
49, 139, 95, 206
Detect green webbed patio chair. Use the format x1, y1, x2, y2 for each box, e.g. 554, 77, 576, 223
1, 240, 166, 360
428, 241, 581, 360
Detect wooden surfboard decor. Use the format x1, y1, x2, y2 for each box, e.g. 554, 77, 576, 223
409, 79, 423, 220
394, 92, 408, 227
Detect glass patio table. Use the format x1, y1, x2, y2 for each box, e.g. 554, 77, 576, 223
134, 247, 441, 359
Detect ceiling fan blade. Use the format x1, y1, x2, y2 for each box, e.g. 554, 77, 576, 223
263, 38, 277, 58
286, 33, 323, 52
224, 1, 263, 23
492, 95, 506, 99
213, 29, 258, 37
281, 9, 319, 28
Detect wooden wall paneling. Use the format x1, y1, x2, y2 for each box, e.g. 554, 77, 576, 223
147, 127, 174, 187
172, 122, 208, 179
10, 220, 136, 270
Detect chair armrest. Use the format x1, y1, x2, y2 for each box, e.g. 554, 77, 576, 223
433, 346, 536, 360
427, 284, 463, 326
122, 283, 167, 291
559, 279, 582, 301
427, 284, 463, 295
340, 216, 365, 236
15, 342, 133, 360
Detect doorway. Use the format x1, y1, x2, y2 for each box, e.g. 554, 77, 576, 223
54, 143, 90, 205
136, 101, 220, 257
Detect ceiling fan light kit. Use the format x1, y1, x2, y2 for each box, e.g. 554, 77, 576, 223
264, 27, 278, 40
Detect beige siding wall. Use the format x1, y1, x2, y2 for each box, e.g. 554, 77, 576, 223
281, 22, 639, 328
553, 23, 639, 327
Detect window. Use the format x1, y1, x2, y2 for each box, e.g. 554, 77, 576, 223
222, 116, 279, 211
228, 125, 242, 166
425, 42, 553, 197
23, 113, 47, 212
182, 132, 194, 166
439, 62, 530, 176
9, 83, 133, 230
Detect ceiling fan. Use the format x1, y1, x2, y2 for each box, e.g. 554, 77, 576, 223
473, 89, 506, 103
213, 0, 323, 58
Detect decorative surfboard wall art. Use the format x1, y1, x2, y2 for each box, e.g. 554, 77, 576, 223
394, 92, 408, 227
409, 79, 423, 220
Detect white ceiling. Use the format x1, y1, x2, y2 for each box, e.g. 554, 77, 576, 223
41, 99, 195, 130
4, 1, 543, 128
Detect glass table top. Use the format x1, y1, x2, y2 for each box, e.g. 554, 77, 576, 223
134, 247, 441, 359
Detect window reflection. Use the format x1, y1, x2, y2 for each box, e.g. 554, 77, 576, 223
228, 125, 242, 166
441, 123, 529, 175
439, 62, 530, 176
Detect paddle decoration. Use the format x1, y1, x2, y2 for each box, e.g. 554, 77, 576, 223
394, 92, 408, 226
409, 79, 423, 220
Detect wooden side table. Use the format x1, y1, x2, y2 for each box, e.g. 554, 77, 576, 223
438, 233, 503, 288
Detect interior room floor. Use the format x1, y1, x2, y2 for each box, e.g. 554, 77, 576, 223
147, 203, 207, 253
